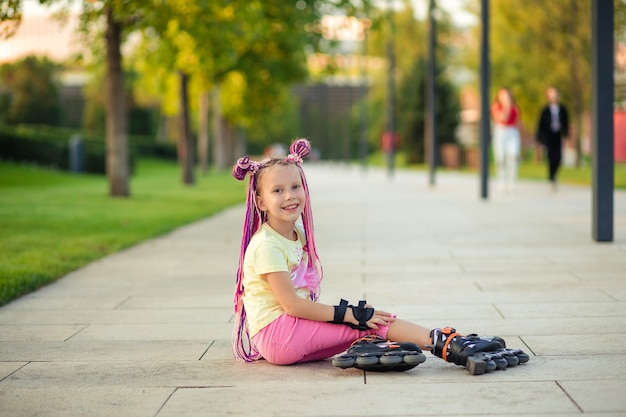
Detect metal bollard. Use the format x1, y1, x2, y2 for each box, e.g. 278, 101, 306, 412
69, 134, 84, 173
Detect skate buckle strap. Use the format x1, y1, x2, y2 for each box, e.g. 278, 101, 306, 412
349, 334, 385, 348
441, 330, 461, 363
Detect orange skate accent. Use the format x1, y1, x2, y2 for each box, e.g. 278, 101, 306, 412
441, 332, 461, 362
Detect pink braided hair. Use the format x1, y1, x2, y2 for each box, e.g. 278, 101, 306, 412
231, 138, 323, 361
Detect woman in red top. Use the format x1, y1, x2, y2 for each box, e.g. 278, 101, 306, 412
491, 88, 521, 192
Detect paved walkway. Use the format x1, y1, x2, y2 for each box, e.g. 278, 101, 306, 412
1, 165, 625, 417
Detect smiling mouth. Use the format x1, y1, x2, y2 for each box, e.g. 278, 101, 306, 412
283, 203, 299, 210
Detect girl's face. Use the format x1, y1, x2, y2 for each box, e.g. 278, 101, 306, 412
256, 164, 306, 231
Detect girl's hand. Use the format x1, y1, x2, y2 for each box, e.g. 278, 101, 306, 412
366, 308, 395, 330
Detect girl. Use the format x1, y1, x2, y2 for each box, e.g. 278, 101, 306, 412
232, 138, 528, 375
491, 88, 522, 192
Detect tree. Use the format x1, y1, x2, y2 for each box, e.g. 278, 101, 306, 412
0, 55, 61, 126
397, 57, 460, 164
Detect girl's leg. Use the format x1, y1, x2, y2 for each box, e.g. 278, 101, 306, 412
386, 318, 432, 351
252, 314, 390, 365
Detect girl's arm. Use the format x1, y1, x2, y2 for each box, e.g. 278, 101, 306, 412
265, 271, 393, 329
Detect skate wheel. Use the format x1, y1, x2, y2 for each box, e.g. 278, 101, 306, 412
472, 352, 498, 372
503, 353, 519, 367
380, 355, 403, 365
404, 353, 426, 365
493, 356, 508, 370
485, 359, 497, 372
332, 356, 355, 369
515, 351, 530, 364
356, 355, 379, 366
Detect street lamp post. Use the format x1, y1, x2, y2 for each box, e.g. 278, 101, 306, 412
426, 0, 437, 186
359, 18, 370, 171
385, 0, 396, 178
591, 0, 614, 242
479, 0, 490, 200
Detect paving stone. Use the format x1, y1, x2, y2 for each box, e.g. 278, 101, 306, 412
0, 362, 27, 381
68, 323, 228, 342
0, 386, 171, 417
0, 325, 85, 342
495, 301, 626, 319
558, 379, 626, 413
0, 340, 209, 361
522, 334, 626, 356
0, 308, 231, 325
156, 381, 578, 417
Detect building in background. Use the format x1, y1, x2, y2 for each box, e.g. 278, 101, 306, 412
0, 7, 81, 63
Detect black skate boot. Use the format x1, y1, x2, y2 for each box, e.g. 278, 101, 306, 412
429, 327, 530, 375
332, 335, 426, 372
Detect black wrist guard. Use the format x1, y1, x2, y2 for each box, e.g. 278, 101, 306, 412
329, 299, 374, 331
330, 299, 349, 324
348, 300, 375, 330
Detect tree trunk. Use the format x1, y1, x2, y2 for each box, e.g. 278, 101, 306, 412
211, 86, 227, 170
223, 120, 233, 165
222, 122, 244, 164
105, 6, 129, 197
198, 91, 209, 174
178, 70, 194, 185
234, 128, 245, 162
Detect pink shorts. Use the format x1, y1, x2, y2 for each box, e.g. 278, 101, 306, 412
250, 314, 391, 365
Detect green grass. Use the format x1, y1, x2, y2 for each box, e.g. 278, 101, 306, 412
367, 151, 626, 189
517, 161, 626, 189
0, 159, 245, 306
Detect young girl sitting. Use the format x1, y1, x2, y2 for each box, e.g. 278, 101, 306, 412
231, 138, 528, 375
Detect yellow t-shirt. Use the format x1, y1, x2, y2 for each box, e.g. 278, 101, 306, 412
242, 222, 310, 336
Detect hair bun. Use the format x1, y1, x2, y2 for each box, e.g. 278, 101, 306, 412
232, 156, 256, 180
287, 138, 311, 163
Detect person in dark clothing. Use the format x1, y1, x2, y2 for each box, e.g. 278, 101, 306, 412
536, 87, 569, 190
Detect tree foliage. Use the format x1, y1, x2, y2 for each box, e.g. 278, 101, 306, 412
0, 55, 61, 126
129, 1, 324, 126
397, 56, 459, 164
0, 0, 22, 38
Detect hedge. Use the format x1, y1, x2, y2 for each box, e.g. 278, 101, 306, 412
0, 130, 108, 174
0, 124, 177, 174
